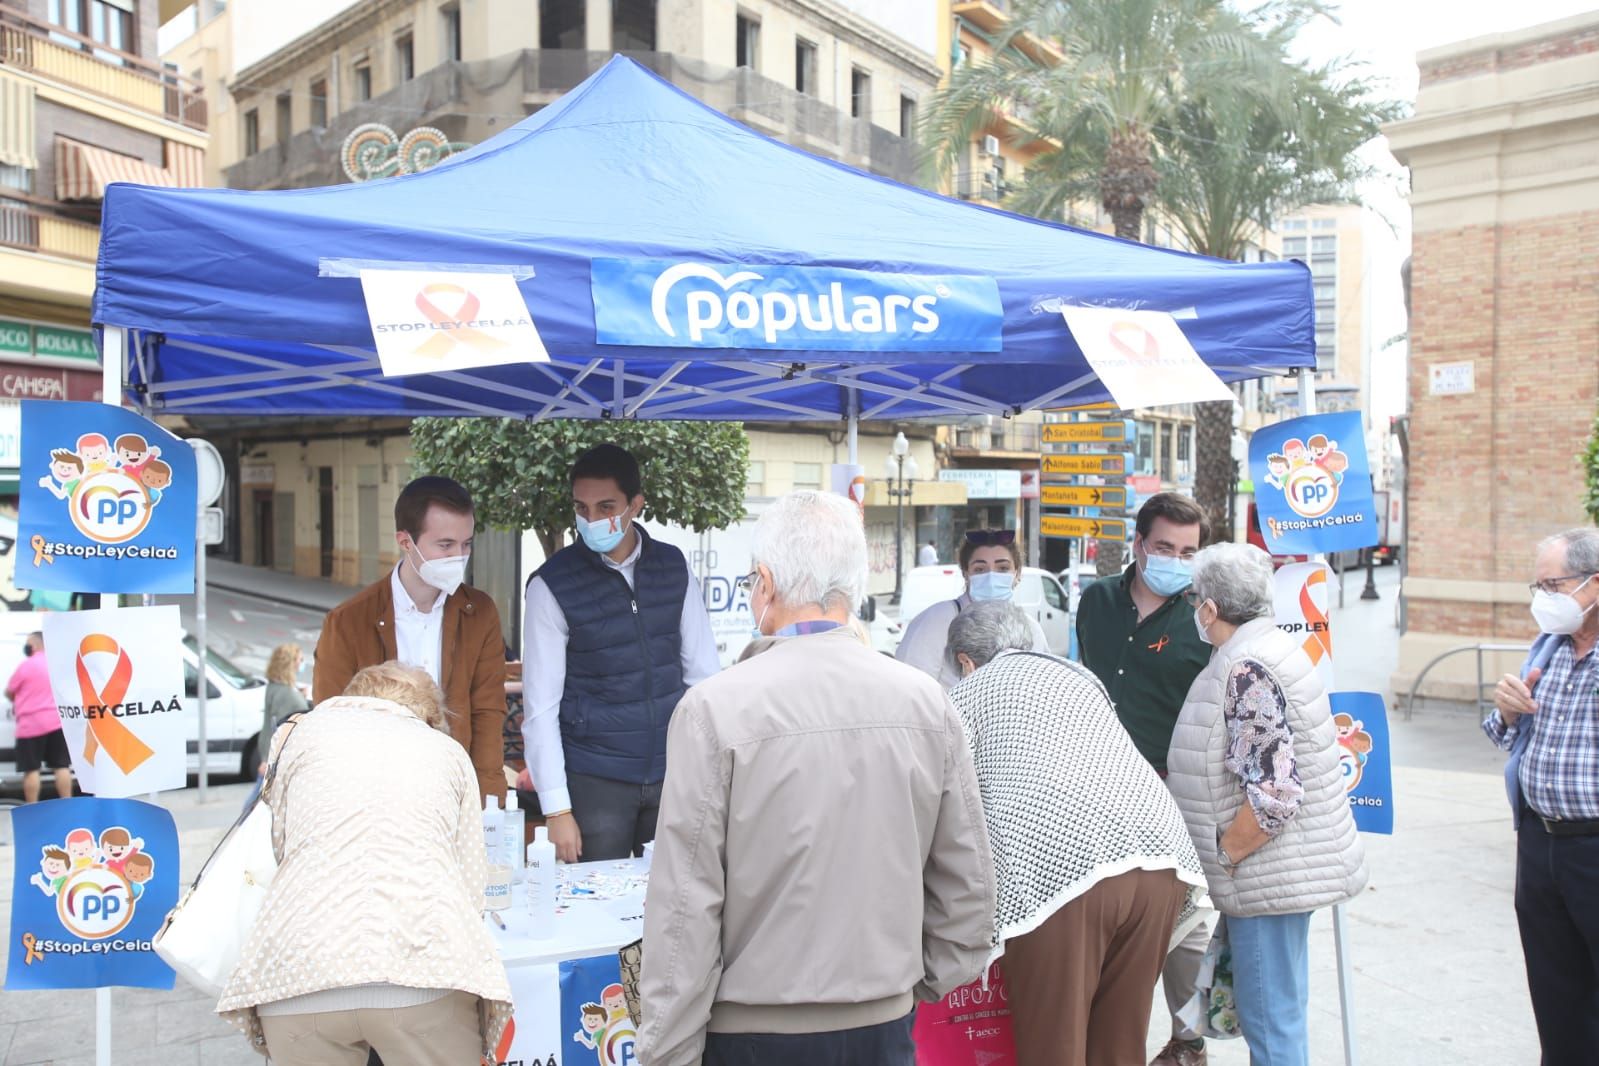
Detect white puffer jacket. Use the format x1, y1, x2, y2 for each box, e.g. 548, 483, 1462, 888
1166, 617, 1368, 917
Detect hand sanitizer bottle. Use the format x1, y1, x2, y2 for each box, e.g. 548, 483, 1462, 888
482, 795, 510, 911
525, 826, 557, 939
501, 790, 526, 873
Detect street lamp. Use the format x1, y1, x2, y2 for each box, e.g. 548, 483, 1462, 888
886, 431, 918, 604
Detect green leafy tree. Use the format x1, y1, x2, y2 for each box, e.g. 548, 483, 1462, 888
1585, 409, 1599, 527
409, 419, 750, 557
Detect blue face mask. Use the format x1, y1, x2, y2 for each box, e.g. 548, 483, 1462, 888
1141, 552, 1193, 598
968, 570, 1015, 603
577, 510, 630, 554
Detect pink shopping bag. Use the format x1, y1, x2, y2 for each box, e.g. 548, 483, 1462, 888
913, 962, 1017, 1066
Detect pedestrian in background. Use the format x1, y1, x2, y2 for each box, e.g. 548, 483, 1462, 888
1167, 543, 1367, 1066
947, 603, 1205, 1066
1074, 492, 1213, 1066
896, 529, 1048, 689
638, 491, 994, 1066
218, 662, 512, 1065
7, 631, 73, 802
1488, 527, 1599, 1062
918, 539, 938, 566
242, 643, 310, 811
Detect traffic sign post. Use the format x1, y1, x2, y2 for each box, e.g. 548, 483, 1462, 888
1040, 484, 1127, 509
1041, 514, 1128, 540
1041, 420, 1134, 444
1043, 452, 1132, 477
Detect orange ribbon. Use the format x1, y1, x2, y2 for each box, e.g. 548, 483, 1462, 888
412, 283, 510, 359
1299, 569, 1333, 665
30, 534, 53, 567
76, 634, 155, 774
21, 932, 44, 965
1108, 320, 1161, 363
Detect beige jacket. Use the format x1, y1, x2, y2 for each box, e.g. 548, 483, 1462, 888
217, 696, 512, 1059
638, 625, 996, 1066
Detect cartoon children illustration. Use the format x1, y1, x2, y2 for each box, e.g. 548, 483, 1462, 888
113, 434, 161, 478
1281, 438, 1309, 469
76, 433, 114, 475
123, 852, 155, 900
601, 983, 629, 1025
1322, 450, 1350, 485
1333, 712, 1373, 790
39, 449, 85, 500
139, 459, 172, 506
30, 847, 71, 896
573, 1002, 609, 1052
64, 827, 98, 869
1307, 434, 1336, 465
100, 827, 144, 875
1264, 453, 1289, 489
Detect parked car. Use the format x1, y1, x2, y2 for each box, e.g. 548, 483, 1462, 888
893, 565, 1072, 657
0, 621, 270, 786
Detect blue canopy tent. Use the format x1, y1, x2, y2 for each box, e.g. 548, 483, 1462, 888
92, 55, 1314, 444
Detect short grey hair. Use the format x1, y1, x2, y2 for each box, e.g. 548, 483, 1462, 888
947, 602, 1034, 671
750, 491, 867, 612
1540, 528, 1599, 575
1190, 542, 1275, 625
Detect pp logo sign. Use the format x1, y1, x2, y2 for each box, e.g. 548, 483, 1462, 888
57, 867, 135, 939
70, 470, 152, 544
1284, 464, 1338, 519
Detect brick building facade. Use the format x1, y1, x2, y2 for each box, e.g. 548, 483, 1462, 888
1387, 12, 1599, 698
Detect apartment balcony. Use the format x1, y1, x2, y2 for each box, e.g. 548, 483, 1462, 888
224, 50, 923, 191
0, 191, 100, 262
948, 418, 1042, 458
0, 6, 206, 130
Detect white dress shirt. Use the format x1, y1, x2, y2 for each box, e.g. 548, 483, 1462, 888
390, 564, 446, 687
521, 527, 720, 814
894, 591, 1050, 690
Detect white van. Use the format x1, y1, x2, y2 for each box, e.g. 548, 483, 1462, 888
894, 565, 1072, 656
0, 617, 269, 786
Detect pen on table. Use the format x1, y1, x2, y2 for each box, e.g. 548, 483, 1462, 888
488, 911, 506, 930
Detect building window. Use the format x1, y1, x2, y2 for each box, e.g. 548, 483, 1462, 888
0, 164, 33, 192
1282, 218, 1307, 231
850, 67, 871, 120
49, 0, 133, 61
1135, 421, 1155, 476
746, 461, 765, 496
613, 0, 656, 51
1158, 423, 1174, 482
1311, 235, 1337, 255
795, 38, 817, 96
540, 0, 584, 49
735, 13, 759, 70
242, 108, 259, 156
395, 32, 415, 82
441, 4, 462, 62
354, 62, 372, 102
1282, 236, 1305, 259
899, 94, 916, 138
275, 92, 291, 143
792, 462, 823, 490
1177, 425, 1193, 480
310, 78, 328, 127
1313, 218, 1338, 230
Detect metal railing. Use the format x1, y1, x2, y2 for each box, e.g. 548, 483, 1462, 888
0, 7, 206, 129
0, 192, 99, 261
1403, 642, 1530, 721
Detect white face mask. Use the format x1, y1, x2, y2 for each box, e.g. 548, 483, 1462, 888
1193, 601, 1214, 646
408, 543, 469, 597
1530, 577, 1595, 635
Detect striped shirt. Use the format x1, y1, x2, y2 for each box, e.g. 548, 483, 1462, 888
1484, 638, 1599, 822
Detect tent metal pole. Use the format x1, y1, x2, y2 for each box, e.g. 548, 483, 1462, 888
846, 387, 859, 465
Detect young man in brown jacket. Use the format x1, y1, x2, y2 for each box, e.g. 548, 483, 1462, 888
313, 476, 506, 802
638, 491, 995, 1066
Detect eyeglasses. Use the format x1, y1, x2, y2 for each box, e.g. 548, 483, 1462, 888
964, 529, 1017, 547
1529, 573, 1596, 597
1147, 547, 1199, 562
1183, 590, 1204, 607
735, 569, 759, 593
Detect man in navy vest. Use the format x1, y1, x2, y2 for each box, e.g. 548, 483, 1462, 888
522, 443, 720, 862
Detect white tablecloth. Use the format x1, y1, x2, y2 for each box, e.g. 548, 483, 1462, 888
491, 856, 649, 968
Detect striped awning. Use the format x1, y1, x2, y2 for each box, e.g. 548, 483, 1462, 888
55, 138, 177, 202
164, 141, 205, 187
0, 73, 38, 170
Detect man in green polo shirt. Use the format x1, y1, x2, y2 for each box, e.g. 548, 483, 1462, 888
1077, 492, 1212, 1066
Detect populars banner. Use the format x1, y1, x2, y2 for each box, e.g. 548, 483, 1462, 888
16, 401, 196, 594
591, 258, 1004, 352
42, 606, 187, 798
1328, 691, 1394, 835
360, 268, 550, 377
1249, 411, 1378, 554
1273, 562, 1335, 692
5, 797, 178, 990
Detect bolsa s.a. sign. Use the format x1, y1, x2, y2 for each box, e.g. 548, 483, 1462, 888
16, 401, 197, 594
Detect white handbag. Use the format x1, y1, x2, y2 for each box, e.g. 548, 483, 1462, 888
153, 716, 300, 996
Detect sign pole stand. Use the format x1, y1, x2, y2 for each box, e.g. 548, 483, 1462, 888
1298, 369, 1359, 1066
195, 487, 208, 805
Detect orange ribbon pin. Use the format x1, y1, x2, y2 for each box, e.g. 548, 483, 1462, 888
412, 283, 510, 359
21, 932, 44, 965
76, 634, 155, 774
1299, 569, 1333, 665
1109, 320, 1161, 364
30, 534, 53, 567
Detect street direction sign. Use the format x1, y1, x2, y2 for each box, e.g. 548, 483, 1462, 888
1048, 401, 1118, 412
1041, 514, 1129, 539
1042, 420, 1134, 444
1042, 452, 1131, 476
1040, 484, 1128, 509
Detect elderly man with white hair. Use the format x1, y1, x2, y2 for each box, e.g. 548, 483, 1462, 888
1166, 542, 1367, 1066
638, 491, 996, 1066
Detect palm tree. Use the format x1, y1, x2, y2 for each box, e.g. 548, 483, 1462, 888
1157, 38, 1404, 539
